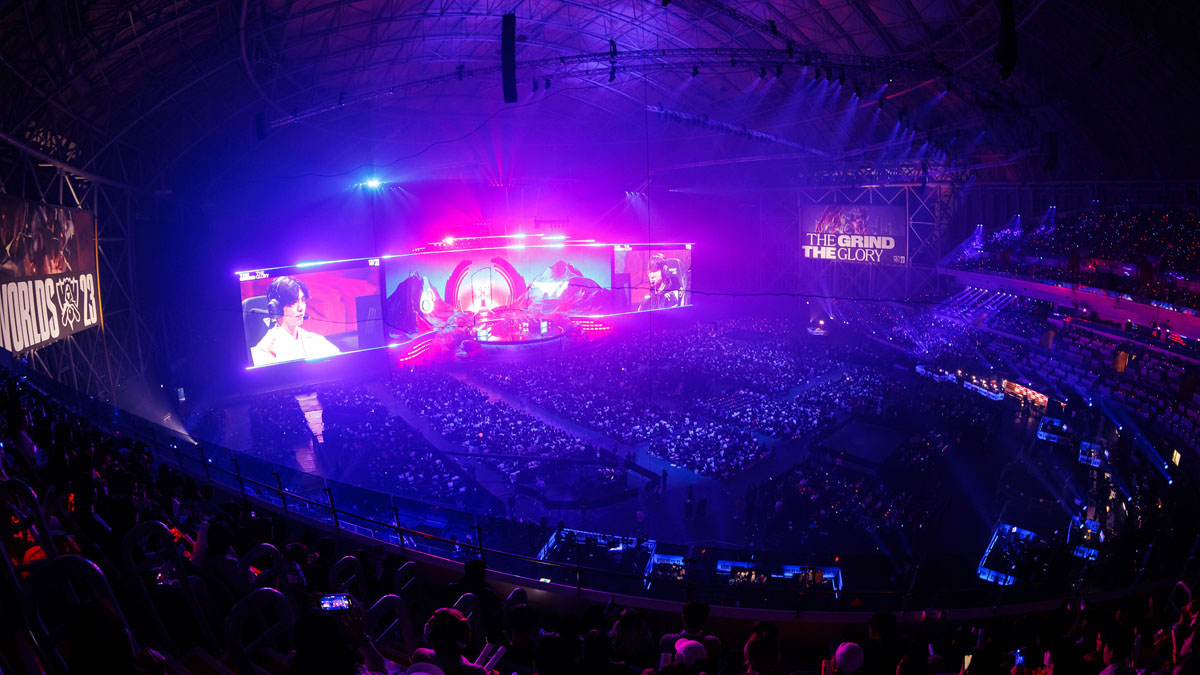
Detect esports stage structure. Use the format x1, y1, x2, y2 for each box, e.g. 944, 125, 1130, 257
237, 234, 693, 371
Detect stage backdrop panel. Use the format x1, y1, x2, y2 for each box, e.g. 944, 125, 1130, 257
382, 245, 615, 337
800, 205, 907, 266
237, 261, 383, 367
0, 195, 100, 355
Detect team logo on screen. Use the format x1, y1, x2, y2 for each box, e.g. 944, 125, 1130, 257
56, 276, 83, 325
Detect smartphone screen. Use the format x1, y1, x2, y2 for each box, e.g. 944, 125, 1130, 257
320, 594, 352, 611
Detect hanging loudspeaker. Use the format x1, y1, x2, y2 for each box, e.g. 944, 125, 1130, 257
502, 14, 517, 103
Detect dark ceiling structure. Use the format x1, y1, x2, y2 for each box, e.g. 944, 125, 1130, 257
2, 0, 1198, 191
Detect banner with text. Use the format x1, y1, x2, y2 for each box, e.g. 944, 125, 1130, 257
0, 196, 100, 355
800, 205, 907, 266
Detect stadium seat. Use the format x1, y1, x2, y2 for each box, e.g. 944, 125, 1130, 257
394, 561, 428, 617
365, 593, 417, 660
22, 555, 134, 675
452, 592, 484, 652
0, 480, 58, 590
121, 519, 217, 651
243, 543, 282, 590
329, 554, 370, 602
223, 587, 294, 675
502, 587, 527, 615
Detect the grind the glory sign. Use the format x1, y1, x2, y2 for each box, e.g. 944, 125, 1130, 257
802, 233, 898, 263
800, 204, 908, 266
0, 196, 100, 355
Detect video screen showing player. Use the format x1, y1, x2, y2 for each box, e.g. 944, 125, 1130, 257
615, 247, 692, 312
238, 264, 383, 367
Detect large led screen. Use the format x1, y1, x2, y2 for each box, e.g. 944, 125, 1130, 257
613, 246, 692, 312
0, 196, 100, 355
238, 261, 383, 367
382, 245, 614, 337
800, 205, 907, 265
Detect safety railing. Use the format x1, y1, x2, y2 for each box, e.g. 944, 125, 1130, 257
124, 426, 1073, 613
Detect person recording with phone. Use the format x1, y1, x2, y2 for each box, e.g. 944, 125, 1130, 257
251, 276, 341, 366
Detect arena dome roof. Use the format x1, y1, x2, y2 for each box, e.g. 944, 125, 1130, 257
2, 0, 1197, 188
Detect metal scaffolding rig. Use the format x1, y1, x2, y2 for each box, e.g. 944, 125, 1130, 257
796, 182, 955, 301
0, 136, 152, 403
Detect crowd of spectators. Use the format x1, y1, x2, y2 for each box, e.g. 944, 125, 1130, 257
698, 367, 888, 440
752, 454, 936, 545
955, 208, 1200, 311
249, 392, 315, 464
314, 385, 470, 502
985, 209, 1200, 271
325, 414, 481, 506
0, 366, 763, 675
967, 319, 1200, 455
834, 301, 989, 363
317, 384, 390, 427
4, 298, 1200, 675
471, 320, 851, 477
987, 302, 1052, 342
653, 417, 768, 478
662, 321, 842, 393
953, 258, 1200, 312
389, 370, 621, 482
475, 364, 673, 444
233, 316, 885, 490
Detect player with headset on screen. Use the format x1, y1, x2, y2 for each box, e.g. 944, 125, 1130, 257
638, 253, 685, 311
251, 276, 341, 366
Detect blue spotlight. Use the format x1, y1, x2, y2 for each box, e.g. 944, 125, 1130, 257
365, 177, 383, 189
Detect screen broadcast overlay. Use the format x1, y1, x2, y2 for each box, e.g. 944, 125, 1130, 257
0, 195, 100, 355
800, 205, 907, 265
382, 244, 615, 338
238, 261, 383, 367
614, 246, 692, 312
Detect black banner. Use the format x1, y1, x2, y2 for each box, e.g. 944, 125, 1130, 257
0, 196, 100, 354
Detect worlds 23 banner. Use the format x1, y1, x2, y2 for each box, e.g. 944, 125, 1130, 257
0, 196, 100, 355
